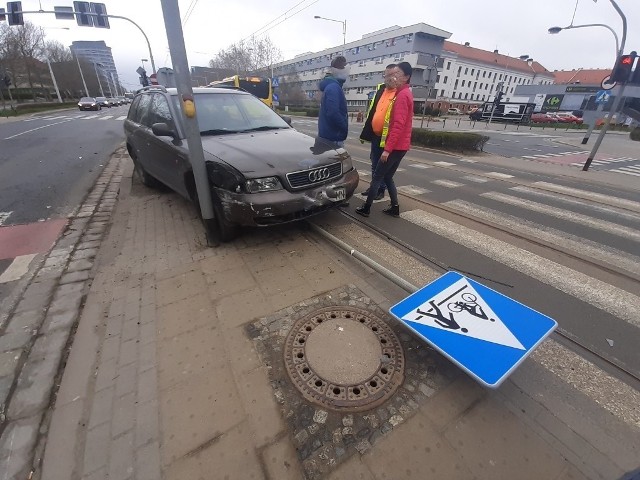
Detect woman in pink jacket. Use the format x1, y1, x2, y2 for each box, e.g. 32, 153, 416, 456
356, 62, 414, 218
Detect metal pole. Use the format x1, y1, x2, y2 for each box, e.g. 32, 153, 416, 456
110, 71, 119, 96
581, 100, 604, 144
45, 56, 63, 103
583, 84, 626, 171
76, 55, 89, 97
159, 0, 217, 245
93, 62, 104, 97
582, 0, 627, 170
342, 20, 346, 56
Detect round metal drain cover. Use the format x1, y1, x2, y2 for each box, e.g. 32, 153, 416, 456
284, 306, 405, 412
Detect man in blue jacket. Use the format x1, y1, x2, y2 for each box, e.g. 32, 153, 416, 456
317, 55, 348, 147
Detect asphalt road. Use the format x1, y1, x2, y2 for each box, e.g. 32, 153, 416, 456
0, 106, 128, 225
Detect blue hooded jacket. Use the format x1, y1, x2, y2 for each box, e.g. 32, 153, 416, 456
318, 76, 348, 142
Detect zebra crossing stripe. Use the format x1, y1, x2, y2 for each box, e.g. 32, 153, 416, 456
116, 115, 127, 120
532, 181, 640, 211
481, 191, 640, 242
433, 161, 456, 166
484, 172, 514, 179
408, 164, 432, 169
99, 116, 113, 120
400, 209, 640, 327
613, 168, 640, 177
432, 179, 464, 188
0, 254, 37, 284
443, 199, 640, 276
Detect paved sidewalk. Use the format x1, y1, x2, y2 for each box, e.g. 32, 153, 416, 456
1, 151, 639, 479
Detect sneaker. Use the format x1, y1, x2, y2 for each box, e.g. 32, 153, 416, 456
355, 205, 370, 217
374, 191, 385, 201
382, 204, 400, 217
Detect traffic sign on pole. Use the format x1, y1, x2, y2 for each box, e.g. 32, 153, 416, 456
595, 90, 611, 104
389, 271, 557, 388
601, 75, 616, 90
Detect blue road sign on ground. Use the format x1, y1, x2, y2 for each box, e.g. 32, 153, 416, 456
389, 271, 557, 388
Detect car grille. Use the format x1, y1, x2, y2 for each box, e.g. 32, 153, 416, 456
286, 162, 342, 190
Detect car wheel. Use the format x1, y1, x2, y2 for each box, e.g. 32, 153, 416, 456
192, 187, 239, 242
132, 157, 161, 188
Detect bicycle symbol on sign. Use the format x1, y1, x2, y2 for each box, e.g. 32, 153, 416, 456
447, 293, 495, 322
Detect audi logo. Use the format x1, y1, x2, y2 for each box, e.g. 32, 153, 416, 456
308, 168, 331, 183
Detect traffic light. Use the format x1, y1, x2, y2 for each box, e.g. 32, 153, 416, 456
494, 91, 504, 105
91, 3, 109, 29
610, 53, 636, 83
7, 2, 24, 26
73, 1, 92, 26
136, 67, 149, 87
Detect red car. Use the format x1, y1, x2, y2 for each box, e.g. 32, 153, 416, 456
555, 112, 583, 124
530, 113, 554, 123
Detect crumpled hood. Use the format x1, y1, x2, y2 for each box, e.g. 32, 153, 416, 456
201, 129, 346, 178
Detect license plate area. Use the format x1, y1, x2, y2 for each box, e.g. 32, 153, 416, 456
333, 187, 346, 202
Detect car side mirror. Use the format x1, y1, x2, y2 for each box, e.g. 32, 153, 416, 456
280, 115, 292, 126
152, 122, 176, 137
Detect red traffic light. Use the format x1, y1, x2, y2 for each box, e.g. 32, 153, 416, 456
621, 56, 633, 65
610, 53, 637, 83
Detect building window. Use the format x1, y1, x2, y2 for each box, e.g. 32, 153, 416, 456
483, 71, 486, 78
436, 74, 441, 83
471, 69, 475, 75
464, 93, 468, 99
457, 66, 462, 77
454, 79, 458, 88
440, 89, 445, 97
357, 87, 364, 94
461, 80, 465, 87
464, 67, 468, 75
359, 60, 366, 67
443, 76, 448, 84
447, 61, 451, 70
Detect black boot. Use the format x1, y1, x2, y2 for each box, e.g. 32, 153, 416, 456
382, 204, 399, 217
361, 188, 370, 196
374, 190, 385, 201
355, 204, 371, 217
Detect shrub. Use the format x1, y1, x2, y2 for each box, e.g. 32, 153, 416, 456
630, 127, 640, 141
411, 129, 489, 152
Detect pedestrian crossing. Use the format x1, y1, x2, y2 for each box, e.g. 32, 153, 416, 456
519, 150, 640, 177
23, 113, 128, 123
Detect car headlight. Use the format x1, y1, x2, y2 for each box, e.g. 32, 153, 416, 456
341, 153, 353, 172
77, 103, 82, 107
245, 177, 283, 193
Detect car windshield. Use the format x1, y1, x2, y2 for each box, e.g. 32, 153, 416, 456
173, 92, 289, 135
96, 97, 106, 101
80, 97, 94, 102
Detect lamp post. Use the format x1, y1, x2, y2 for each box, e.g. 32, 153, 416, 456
314, 15, 346, 55
141, 58, 148, 72
38, 29, 62, 103
93, 62, 105, 97
548, 0, 627, 156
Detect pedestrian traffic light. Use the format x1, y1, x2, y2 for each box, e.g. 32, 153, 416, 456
73, 1, 92, 26
91, 3, 109, 29
610, 53, 636, 83
7, 2, 24, 26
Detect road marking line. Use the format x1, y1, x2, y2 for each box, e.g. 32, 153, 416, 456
482, 191, 640, 242
99, 116, 113, 120
4, 119, 74, 140
408, 164, 432, 169
0, 211, 12, 225
432, 179, 464, 188
116, 115, 127, 120
401, 209, 640, 327
462, 175, 489, 183
485, 172, 514, 179
458, 158, 477, 163
433, 161, 456, 166
397, 185, 430, 195
0, 254, 37, 284
612, 169, 640, 177
532, 181, 640, 211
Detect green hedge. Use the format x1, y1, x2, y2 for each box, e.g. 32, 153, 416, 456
411, 129, 490, 152
630, 127, 640, 141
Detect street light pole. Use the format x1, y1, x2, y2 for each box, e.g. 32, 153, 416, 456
75, 55, 89, 97
38, 29, 62, 103
314, 15, 347, 55
93, 62, 105, 97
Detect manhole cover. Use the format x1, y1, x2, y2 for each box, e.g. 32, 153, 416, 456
284, 306, 405, 412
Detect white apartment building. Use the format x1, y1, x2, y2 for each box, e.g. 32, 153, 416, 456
274, 23, 555, 113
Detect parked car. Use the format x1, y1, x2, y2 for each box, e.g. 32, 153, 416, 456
78, 97, 101, 111
530, 113, 554, 123
555, 112, 583, 124
96, 96, 111, 108
447, 108, 463, 115
124, 86, 359, 241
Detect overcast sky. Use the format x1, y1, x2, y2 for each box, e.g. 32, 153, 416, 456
28, 0, 640, 90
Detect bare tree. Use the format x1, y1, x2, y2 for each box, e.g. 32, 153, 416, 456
209, 36, 282, 76
3, 22, 47, 100
44, 40, 73, 63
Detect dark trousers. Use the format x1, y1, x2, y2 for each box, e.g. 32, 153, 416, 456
364, 150, 406, 207
370, 136, 386, 192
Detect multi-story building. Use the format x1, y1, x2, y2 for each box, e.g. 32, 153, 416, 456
69, 40, 120, 96
273, 23, 555, 113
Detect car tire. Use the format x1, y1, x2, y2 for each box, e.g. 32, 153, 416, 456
192, 187, 239, 242
132, 157, 161, 188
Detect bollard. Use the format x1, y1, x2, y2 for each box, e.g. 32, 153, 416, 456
443, 118, 446, 129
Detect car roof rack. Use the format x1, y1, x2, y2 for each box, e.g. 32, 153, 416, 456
136, 85, 168, 94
